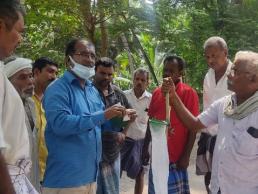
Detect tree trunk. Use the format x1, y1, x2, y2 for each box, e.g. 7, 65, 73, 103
78, 0, 96, 44
98, 0, 108, 57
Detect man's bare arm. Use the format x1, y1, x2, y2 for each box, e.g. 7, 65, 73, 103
171, 93, 204, 133
177, 131, 196, 169
142, 121, 151, 165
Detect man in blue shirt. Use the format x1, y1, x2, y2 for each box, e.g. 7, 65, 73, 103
42, 38, 126, 194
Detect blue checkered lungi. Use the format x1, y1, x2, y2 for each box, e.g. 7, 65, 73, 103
149, 163, 190, 194
97, 154, 120, 194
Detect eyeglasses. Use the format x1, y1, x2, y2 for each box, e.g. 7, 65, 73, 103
74, 52, 96, 59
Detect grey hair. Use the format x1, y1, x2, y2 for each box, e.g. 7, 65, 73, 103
133, 68, 150, 80
234, 51, 258, 76
203, 36, 228, 51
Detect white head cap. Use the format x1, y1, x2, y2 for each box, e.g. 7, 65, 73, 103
3, 57, 32, 78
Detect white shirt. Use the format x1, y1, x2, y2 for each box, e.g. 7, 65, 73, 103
199, 95, 258, 194
0, 62, 5, 149
124, 89, 152, 140
203, 61, 233, 135
0, 63, 30, 165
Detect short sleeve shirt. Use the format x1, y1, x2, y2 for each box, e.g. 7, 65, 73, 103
198, 95, 258, 194
148, 82, 199, 163
124, 89, 152, 140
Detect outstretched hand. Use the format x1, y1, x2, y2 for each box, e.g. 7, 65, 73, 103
126, 109, 137, 122
104, 105, 126, 120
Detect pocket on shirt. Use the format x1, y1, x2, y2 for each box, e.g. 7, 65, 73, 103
88, 96, 103, 109
236, 129, 258, 156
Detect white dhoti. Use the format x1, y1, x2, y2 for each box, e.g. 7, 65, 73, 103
8, 159, 39, 194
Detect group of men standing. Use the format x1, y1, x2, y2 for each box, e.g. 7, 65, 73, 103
1, 1, 258, 194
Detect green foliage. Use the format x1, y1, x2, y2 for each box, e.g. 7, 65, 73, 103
19, 0, 258, 94
19, 0, 83, 68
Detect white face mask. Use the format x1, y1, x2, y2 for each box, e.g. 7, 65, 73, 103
69, 56, 95, 80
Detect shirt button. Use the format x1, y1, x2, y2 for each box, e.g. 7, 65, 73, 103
232, 135, 236, 139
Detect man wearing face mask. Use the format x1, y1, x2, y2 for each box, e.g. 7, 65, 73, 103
42, 38, 126, 194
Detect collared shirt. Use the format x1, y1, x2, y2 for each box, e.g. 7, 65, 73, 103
42, 71, 106, 188
148, 82, 199, 163
203, 61, 233, 135
199, 95, 258, 194
124, 89, 152, 140
32, 94, 47, 181
99, 84, 131, 132
0, 62, 30, 164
